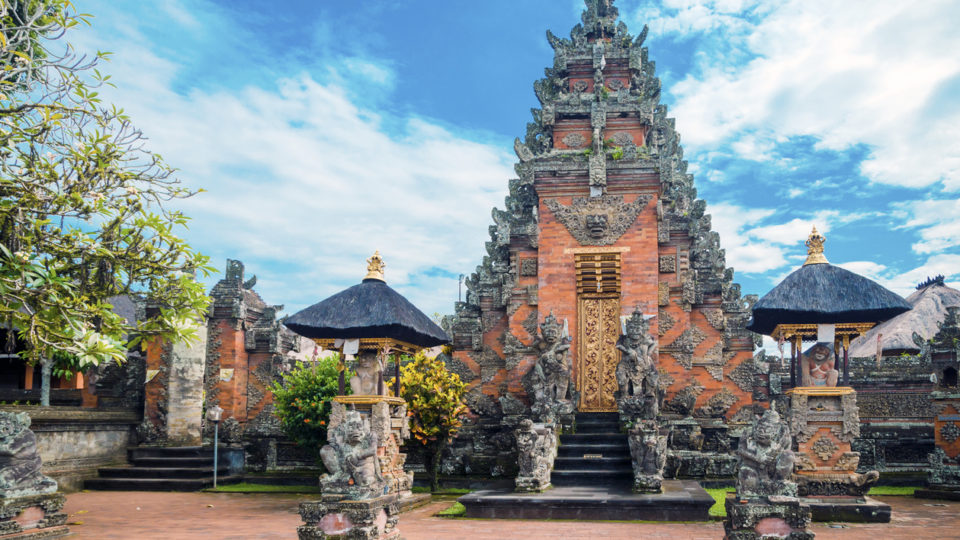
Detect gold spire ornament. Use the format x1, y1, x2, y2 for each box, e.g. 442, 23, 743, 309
803, 226, 828, 265
364, 251, 386, 281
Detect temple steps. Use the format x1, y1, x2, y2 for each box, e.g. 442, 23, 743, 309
84, 446, 241, 491
551, 412, 632, 488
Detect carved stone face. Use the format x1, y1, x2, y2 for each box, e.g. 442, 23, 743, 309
809, 344, 830, 364
626, 319, 645, 340
755, 418, 777, 447
541, 322, 560, 344
586, 214, 608, 238
345, 417, 365, 445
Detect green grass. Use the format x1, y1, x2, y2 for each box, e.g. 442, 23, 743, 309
868, 486, 918, 496
706, 488, 735, 518
436, 501, 466, 517
204, 482, 322, 494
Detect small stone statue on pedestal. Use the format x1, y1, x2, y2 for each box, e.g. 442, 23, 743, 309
801, 343, 838, 388
628, 420, 666, 493
0, 411, 68, 538
526, 313, 576, 422
615, 309, 662, 419
350, 351, 385, 396
724, 409, 812, 540
319, 410, 385, 500
514, 419, 557, 492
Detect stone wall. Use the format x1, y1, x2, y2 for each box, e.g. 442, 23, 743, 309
2, 406, 139, 492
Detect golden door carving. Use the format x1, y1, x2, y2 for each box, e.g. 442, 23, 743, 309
577, 296, 620, 412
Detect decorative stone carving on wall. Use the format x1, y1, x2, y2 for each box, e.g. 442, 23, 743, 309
607, 79, 625, 91
702, 308, 725, 331
941, 422, 960, 444
610, 130, 632, 145
519, 258, 538, 276
561, 132, 588, 148
658, 255, 676, 273
661, 326, 706, 369
811, 437, 839, 462
658, 283, 669, 306
695, 388, 738, 418
663, 382, 703, 417
657, 310, 675, 336
543, 194, 652, 246
727, 360, 755, 393
514, 419, 558, 492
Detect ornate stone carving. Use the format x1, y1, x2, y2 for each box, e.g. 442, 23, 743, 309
524, 313, 576, 422
658, 255, 676, 273
662, 326, 706, 369
319, 410, 384, 500
941, 422, 960, 443
628, 420, 667, 493
607, 79, 625, 91
561, 132, 588, 148
514, 419, 558, 492
735, 409, 797, 500
657, 309, 675, 336
702, 308, 725, 331
728, 360, 755, 393
663, 382, 703, 417
0, 412, 57, 498
519, 258, 538, 276
615, 309, 662, 419
695, 388, 738, 418
572, 80, 589, 93
610, 130, 632, 146
658, 283, 669, 306
811, 436, 839, 462
543, 195, 651, 246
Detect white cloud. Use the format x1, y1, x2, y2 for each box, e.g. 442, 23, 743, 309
707, 203, 782, 273
897, 198, 960, 255
71, 7, 514, 317
632, 0, 960, 189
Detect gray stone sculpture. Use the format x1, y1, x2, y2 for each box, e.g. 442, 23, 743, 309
736, 409, 797, 500
514, 419, 558, 492
350, 351, 384, 396
0, 412, 57, 498
319, 410, 384, 500
615, 309, 662, 419
527, 313, 575, 422
627, 420, 667, 493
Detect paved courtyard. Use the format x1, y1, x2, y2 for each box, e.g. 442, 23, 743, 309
62, 491, 960, 539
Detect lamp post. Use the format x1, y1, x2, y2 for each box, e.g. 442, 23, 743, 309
206, 405, 223, 488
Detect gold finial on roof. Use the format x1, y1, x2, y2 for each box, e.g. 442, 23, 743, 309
803, 226, 828, 265
364, 251, 386, 282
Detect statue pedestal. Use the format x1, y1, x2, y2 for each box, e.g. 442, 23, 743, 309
787, 387, 887, 522
723, 495, 813, 540
298, 493, 400, 540
628, 420, 666, 494
0, 493, 68, 539
514, 421, 557, 493
917, 391, 960, 500
330, 396, 412, 498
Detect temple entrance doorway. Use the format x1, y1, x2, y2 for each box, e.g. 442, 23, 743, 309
574, 253, 622, 412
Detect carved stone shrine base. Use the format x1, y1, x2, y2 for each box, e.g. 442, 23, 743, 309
723, 496, 814, 540
298, 494, 400, 540
330, 396, 413, 498
788, 387, 877, 497
0, 493, 68, 539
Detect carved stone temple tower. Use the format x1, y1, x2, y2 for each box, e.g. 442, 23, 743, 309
443, 0, 761, 478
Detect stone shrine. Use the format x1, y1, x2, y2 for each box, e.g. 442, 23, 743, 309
443, 0, 758, 482
917, 306, 960, 500
0, 411, 68, 539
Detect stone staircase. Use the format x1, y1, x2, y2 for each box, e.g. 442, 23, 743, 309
552, 412, 632, 487
84, 446, 242, 491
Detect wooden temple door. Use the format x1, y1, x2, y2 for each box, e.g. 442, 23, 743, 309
575, 253, 621, 412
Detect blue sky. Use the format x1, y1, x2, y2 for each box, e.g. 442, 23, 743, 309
68, 0, 960, 325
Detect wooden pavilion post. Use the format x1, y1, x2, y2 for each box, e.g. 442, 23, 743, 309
790, 338, 797, 388
795, 335, 804, 386
842, 334, 850, 386
338, 346, 346, 395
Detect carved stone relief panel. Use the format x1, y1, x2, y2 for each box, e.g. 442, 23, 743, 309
659, 255, 676, 273
544, 194, 652, 246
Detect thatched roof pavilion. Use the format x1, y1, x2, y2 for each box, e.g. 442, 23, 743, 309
285, 252, 449, 351
747, 228, 911, 336
848, 280, 960, 357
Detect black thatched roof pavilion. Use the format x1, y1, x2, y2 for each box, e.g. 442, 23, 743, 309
747, 227, 911, 386
285, 251, 449, 352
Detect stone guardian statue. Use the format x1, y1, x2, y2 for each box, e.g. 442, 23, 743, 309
735, 409, 797, 500
319, 410, 384, 499
615, 309, 662, 419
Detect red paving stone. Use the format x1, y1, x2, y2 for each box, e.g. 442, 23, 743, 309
63, 492, 960, 539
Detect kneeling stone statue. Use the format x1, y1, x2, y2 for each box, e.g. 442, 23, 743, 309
320, 410, 385, 500
514, 419, 558, 492
736, 409, 797, 500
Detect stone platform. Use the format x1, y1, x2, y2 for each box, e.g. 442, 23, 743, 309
802, 496, 890, 523
458, 480, 713, 521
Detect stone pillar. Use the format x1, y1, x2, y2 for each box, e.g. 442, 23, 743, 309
788, 387, 878, 497
165, 324, 207, 446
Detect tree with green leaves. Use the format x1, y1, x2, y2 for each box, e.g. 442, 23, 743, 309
269, 353, 350, 464
394, 351, 468, 492
0, 0, 212, 405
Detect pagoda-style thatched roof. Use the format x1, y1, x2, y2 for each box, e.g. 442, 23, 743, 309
284, 252, 449, 348
848, 282, 960, 356
746, 228, 911, 336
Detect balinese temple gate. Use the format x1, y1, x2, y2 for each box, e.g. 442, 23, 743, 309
444, 0, 760, 480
